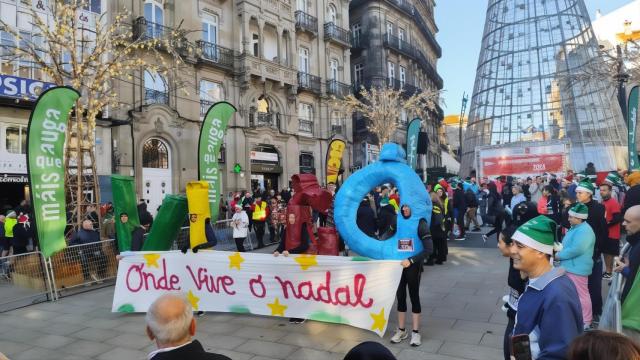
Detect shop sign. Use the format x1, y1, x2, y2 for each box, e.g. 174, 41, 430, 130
250, 151, 279, 162
300, 167, 315, 174
251, 163, 282, 173
0, 174, 28, 183
0, 74, 56, 100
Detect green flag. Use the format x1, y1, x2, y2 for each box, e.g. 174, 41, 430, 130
27, 86, 80, 258
622, 269, 640, 332
628, 86, 639, 170
406, 118, 421, 170
110, 175, 140, 251
198, 101, 236, 221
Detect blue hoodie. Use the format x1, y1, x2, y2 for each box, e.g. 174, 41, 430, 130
513, 267, 583, 360
555, 221, 595, 276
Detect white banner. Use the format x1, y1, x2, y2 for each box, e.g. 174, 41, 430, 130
249, 151, 279, 162
112, 251, 403, 336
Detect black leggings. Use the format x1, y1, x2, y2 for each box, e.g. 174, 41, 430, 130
396, 263, 422, 313
430, 234, 447, 262
503, 308, 516, 360
234, 237, 246, 252
486, 213, 504, 241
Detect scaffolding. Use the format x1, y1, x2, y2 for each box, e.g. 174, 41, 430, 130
461, 0, 628, 176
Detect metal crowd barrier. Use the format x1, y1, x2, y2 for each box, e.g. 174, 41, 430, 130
0, 251, 54, 312
169, 220, 281, 252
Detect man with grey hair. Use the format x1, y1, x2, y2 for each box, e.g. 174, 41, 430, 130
146, 293, 231, 360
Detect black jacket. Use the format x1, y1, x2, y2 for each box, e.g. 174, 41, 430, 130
131, 227, 146, 251
407, 218, 433, 265
150, 340, 231, 360
464, 190, 478, 208
356, 203, 377, 238
377, 205, 397, 238
70, 228, 100, 245
623, 185, 640, 215
453, 188, 467, 211
584, 199, 608, 257
622, 233, 640, 303
12, 223, 33, 248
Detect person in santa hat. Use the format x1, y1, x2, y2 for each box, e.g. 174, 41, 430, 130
12, 214, 33, 255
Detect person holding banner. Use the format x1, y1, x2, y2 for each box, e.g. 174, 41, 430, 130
390, 204, 433, 347
231, 205, 249, 252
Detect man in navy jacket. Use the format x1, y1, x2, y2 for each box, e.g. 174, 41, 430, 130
510, 216, 583, 359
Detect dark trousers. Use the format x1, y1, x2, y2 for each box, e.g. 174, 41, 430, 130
268, 225, 276, 244
396, 263, 422, 313
486, 213, 504, 241
78, 247, 106, 280
234, 237, 246, 252
588, 256, 603, 317
455, 209, 466, 236
430, 234, 447, 263
12, 246, 28, 255
503, 308, 516, 360
254, 221, 265, 247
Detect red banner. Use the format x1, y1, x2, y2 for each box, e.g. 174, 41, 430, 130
481, 153, 564, 177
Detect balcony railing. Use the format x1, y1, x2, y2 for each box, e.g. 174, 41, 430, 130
326, 79, 351, 98
249, 111, 280, 130
299, 119, 314, 134
133, 17, 173, 40
145, 88, 169, 105
297, 72, 321, 94
415, 49, 444, 89
351, 33, 369, 49
295, 11, 318, 34
324, 23, 351, 47
196, 40, 235, 69
200, 100, 214, 117
331, 124, 346, 136
353, 78, 421, 96
414, 11, 442, 58
383, 33, 416, 59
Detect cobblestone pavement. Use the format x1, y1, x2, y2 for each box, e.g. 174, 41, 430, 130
0, 238, 510, 360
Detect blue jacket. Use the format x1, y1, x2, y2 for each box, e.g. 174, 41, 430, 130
463, 181, 479, 194
514, 267, 583, 360
555, 221, 595, 276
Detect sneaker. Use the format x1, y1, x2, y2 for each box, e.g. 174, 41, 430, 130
197, 311, 205, 317
583, 324, 594, 332
390, 328, 408, 343
454, 237, 465, 241
410, 332, 421, 346
90, 274, 99, 283
602, 273, 612, 279
482, 235, 488, 243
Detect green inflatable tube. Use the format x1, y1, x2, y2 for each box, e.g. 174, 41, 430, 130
111, 175, 140, 251
143, 194, 188, 251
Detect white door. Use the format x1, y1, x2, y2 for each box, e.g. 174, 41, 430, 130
388, 62, 395, 81
141, 138, 172, 216
144, 0, 164, 38
328, 4, 337, 23
297, 0, 306, 12
298, 47, 309, 73
202, 17, 218, 45
386, 21, 393, 36
400, 66, 406, 87
329, 59, 338, 80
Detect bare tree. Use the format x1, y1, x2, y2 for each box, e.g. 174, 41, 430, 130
332, 84, 440, 144
0, 0, 190, 232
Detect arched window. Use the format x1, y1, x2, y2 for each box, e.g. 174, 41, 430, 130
142, 138, 169, 169
144, 70, 168, 104
327, 4, 337, 23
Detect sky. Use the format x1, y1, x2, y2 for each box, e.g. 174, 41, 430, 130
435, 0, 635, 115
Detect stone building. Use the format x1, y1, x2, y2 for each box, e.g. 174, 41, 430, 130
348, 0, 443, 170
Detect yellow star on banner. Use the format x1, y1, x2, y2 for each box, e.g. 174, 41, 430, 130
187, 290, 200, 311
370, 308, 387, 332
228, 252, 245, 270
294, 254, 318, 270
267, 297, 288, 316
143, 253, 161, 268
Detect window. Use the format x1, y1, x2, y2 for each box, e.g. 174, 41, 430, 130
298, 103, 313, 133
400, 109, 407, 125
400, 66, 406, 87
386, 21, 394, 36
298, 47, 309, 73
257, 97, 269, 113
252, 33, 259, 56
84, 0, 102, 13
0, 31, 15, 57
202, 17, 218, 45
354, 63, 364, 86
399, 28, 405, 42
142, 138, 169, 169
144, 70, 168, 104
5, 125, 26, 154
199, 80, 224, 102
144, 0, 164, 25
296, 0, 306, 12
300, 152, 314, 168
352, 23, 361, 44
388, 61, 395, 81
327, 4, 337, 23
329, 59, 338, 80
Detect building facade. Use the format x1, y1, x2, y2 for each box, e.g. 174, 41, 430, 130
348, 0, 443, 170
0, 0, 353, 214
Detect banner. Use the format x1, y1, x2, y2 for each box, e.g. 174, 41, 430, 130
326, 139, 346, 185
111, 175, 141, 251
142, 194, 188, 251
198, 101, 236, 221
477, 143, 567, 178
112, 251, 402, 336
628, 86, 639, 170
27, 86, 80, 258
406, 118, 421, 170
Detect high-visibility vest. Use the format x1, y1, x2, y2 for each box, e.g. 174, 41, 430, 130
443, 197, 449, 215
252, 202, 267, 221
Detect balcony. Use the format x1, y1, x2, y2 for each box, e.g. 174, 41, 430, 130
196, 40, 235, 70
415, 50, 444, 89
297, 72, 321, 94
324, 23, 351, 47
295, 11, 318, 35
331, 124, 346, 137
238, 53, 297, 87
249, 112, 280, 131
200, 100, 215, 117
133, 17, 173, 41
383, 33, 416, 59
414, 11, 442, 58
298, 119, 314, 135
351, 33, 369, 49
353, 78, 421, 97
145, 88, 169, 105
326, 79, 351, 98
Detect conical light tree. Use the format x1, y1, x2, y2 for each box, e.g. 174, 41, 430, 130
0, 0, 191, 233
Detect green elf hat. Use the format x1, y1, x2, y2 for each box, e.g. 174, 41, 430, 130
512, 215, 557, 255
568, 203, 588, 220
576, 180, 595, 194
604, 172, 621, 186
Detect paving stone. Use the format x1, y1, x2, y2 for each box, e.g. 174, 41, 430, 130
0, 328, 46, 344
250, 357, 280, 360
234, 314, 284, 328
238, 339, 296, 359
104, 333, 153, 350
31, 334, 75, 349
12, 347, 67, 360
279, 332, 341, 351
198, 321, 244, 335
69, 327, 120, 341
430, 308, 493, 322
12, 308, 63, 321
447, 287, 477, 295
95, 346, 147, 360
233, 325, 288, 342
194, 333, 248, 350
330, 339, 365, 354
38, 322, 86, 336
0, 340, 31, 356
208, 348, 254, 360
62, 339, 113, 357
422, 329, 482, 346
451, 319, 508, 334
480, 333, 503, 349
438, 341, 504, 360
488, 312, 509, 325
396, 348, 467, 360
90, 318, 129, 330
286, 348, 342, 360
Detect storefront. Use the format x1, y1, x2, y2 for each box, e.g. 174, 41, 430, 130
250, 145, 281, 193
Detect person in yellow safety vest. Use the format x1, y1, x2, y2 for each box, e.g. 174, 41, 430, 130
251, 194, 270, 249
2, 211, 17, 257
434, 184, 454, 242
